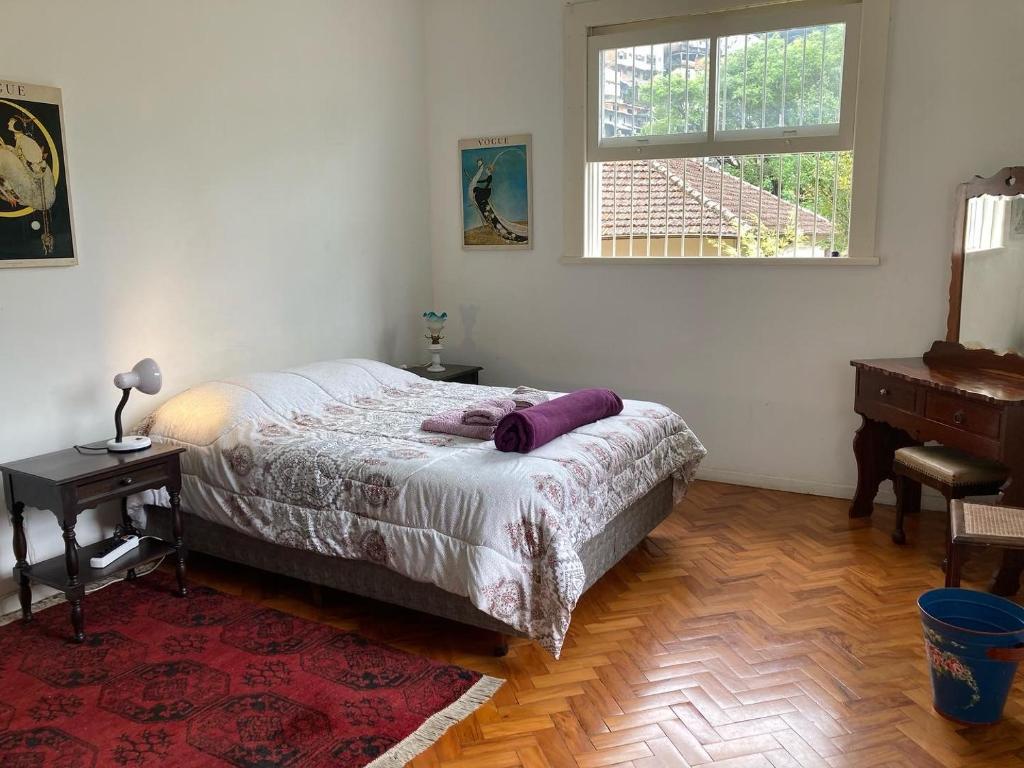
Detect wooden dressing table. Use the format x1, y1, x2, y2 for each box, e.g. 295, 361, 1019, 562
850, 167, 1024, 595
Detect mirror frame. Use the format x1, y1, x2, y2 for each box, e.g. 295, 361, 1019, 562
945, 166, 1024, 347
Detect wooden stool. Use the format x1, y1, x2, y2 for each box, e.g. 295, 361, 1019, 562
891, 446, 1007, 545
948, 501, 1024, 587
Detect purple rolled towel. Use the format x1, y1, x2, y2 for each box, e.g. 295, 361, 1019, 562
494, 388, 624, 453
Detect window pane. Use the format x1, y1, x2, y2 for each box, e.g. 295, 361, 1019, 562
599, 38, 710, 140
596, 152, 852, 258
716, 23, 845, 136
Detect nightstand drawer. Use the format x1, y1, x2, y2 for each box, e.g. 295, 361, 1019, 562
74, 462, 171, 505
925, 391, 1002, 439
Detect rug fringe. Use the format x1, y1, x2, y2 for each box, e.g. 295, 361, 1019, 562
0, 591, 66, 626
367, 674, 505, 768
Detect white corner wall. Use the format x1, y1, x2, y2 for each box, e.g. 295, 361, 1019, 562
0, 0, 432, 614
424, 0, 1024, 498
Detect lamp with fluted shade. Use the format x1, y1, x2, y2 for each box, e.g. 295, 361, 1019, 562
107, 358, 162, 452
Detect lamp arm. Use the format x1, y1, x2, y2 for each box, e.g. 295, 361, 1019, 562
113, 388, 132, 443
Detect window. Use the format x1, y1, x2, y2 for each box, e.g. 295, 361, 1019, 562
564, 0, 890, 263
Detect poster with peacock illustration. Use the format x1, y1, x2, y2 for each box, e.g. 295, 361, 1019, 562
0, 81, 76, 268
460, 134, 532, 250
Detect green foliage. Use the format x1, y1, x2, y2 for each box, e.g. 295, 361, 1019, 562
722, 219, 803, 258
729, 152, 853, 255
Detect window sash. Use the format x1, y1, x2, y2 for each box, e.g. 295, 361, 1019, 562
586, 1, 862, 163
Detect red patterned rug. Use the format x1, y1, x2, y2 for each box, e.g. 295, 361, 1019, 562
0, 573, 502, 767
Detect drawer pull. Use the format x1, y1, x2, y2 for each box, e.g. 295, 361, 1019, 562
119, 477, 135, 486
878, 387, 889, 397
953, 410, 965, 425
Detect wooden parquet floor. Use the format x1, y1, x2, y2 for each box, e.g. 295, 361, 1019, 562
186, 480, 1024, 767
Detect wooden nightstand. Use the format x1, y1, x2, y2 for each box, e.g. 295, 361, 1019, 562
407, 363, 483, 385
0, 443, 187, 642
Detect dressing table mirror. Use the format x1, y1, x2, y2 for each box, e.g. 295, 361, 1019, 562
850, 166, 1024, 595
935, 167, 1024, 368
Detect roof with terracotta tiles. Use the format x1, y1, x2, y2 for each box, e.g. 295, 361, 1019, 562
600, 158, 834, 239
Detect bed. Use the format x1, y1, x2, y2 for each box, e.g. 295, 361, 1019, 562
131, 359, 706, 657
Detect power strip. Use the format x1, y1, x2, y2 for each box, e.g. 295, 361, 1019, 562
89, 535, 140, 569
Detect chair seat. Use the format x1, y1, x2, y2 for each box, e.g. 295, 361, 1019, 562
951, 500, 1024, 547
893, 446, 1008, 488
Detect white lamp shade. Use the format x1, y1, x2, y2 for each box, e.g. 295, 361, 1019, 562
113, 358, 162, 394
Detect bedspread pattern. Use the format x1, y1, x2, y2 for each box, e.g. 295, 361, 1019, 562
133, 360, 705, 655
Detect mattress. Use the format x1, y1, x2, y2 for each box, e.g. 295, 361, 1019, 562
130, 359, 706, 656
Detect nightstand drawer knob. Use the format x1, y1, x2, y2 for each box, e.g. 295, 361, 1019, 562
954, 410, 965, 425
879, 387, 889, 397
119, 477, 135, 486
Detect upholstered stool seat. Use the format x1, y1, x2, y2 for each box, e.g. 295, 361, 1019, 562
894, 446, 1009, 488
947, 501, 1024, 587
890, 445, 1008, 546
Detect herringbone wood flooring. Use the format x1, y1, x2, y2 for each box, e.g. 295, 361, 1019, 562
186, 481, 1024, 767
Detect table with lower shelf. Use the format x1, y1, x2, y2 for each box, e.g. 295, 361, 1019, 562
1, 443, 187, 642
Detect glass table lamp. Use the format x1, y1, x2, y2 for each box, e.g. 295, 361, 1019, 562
423, 311, 447, 372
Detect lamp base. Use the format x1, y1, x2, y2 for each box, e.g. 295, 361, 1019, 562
107, 436, 152, 453
427, 344, 445, 372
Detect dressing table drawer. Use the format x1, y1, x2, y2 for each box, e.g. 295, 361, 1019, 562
925, 391, 1001, 439
858, 371, 918, 413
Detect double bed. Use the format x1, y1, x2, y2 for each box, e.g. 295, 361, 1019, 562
132, 359, 705, 657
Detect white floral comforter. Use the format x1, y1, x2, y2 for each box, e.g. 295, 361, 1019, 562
131, 359, 706, 655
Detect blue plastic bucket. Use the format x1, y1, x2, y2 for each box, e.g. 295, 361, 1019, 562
918, 588, 1024, 724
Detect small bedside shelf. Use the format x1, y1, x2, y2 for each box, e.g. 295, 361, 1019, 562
407, 364, 482, 384
26, 537, 176, 591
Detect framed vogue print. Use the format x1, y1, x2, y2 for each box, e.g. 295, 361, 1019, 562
460, 134, 532, 250
0, 80, 77, 268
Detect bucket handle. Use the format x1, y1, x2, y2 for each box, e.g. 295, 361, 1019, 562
987, 645, 1024, 662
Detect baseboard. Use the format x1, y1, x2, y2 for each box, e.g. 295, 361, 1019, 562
695, 467, 948, 511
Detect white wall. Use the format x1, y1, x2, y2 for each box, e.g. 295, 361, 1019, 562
0, 0, 431, 614
424, 0, 1024, 499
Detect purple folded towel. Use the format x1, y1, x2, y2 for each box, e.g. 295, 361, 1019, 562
463, 398, 517, 426
422, 408, 497, 440
494, 388, 624, 453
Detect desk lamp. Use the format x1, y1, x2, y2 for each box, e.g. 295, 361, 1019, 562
107, 358, 162, 452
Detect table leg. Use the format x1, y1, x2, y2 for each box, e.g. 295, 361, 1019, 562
170, 489, 188, 598
10, 500, 32, 621
850, 416, 915, 518
120, 497, 138, 537
61, 518, 84, 643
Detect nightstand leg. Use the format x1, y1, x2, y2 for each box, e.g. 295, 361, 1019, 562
11, 500, 32, 621
61, 519, 84, 643
69, 599, 84, 642
120, 497, 138, 537
170, 489, 188, 597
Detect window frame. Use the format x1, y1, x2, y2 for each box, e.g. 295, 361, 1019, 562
563, 0, 890, 265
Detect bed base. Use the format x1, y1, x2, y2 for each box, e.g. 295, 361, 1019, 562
142, 478, 675, 654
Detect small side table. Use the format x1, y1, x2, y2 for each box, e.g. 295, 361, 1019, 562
407, 363, 483, 385
1, 443, 187, 642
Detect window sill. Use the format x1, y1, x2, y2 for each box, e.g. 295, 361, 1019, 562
560, 256, 880, 266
